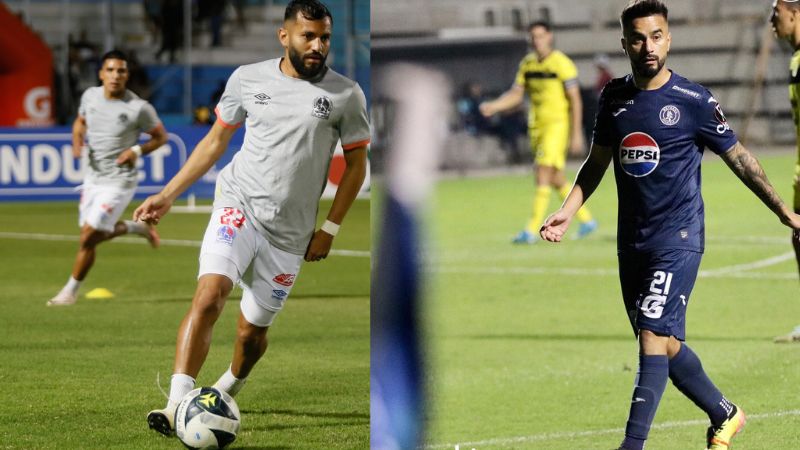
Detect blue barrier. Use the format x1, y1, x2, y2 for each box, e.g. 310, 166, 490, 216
0, 126, 244, 201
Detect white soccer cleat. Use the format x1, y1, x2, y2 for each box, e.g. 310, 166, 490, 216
147, 405, 176, 437
47, 291, 77, 306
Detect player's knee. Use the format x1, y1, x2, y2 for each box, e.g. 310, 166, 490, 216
237, 324, 268, 353
79, 227, 105, 248
638, 329, 670, 355
192, 276, 233, 317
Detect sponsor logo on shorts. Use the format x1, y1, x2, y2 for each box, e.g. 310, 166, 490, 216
312, 96, 332, 119
216, 225, 236, 245
271, 289, 288, 300
273, 273, 296, 286
100, 203, 114, 213
659, 105, 680, 126
619, 132, 660, 177
220, 208, 246, 229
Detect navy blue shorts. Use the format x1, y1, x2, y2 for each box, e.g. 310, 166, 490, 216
618, 249, 702, 341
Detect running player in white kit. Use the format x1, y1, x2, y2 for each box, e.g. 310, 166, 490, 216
134, 0, 369, 436
48, 49, 167, 307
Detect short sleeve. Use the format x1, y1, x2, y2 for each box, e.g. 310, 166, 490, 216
214, 68, 246, 128
697, 92, 737, 155
591, 82, 613, 147
138, 102, 161, 132
78, 89, 89, 118
558, 54, 579, 89
339, 83, 371, 151
513, 58, 527, 87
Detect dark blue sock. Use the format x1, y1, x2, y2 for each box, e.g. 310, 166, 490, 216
622, 354, 669, 450
668, 344, 732, 426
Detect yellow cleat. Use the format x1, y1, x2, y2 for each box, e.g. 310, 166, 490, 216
706, 404, 746, 449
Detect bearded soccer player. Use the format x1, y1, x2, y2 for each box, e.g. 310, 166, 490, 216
540, 1, 800, 449
48, 50, 166, 306
771, 0, 800, 343
481, 21, 597, 244
134, 0, 369, 436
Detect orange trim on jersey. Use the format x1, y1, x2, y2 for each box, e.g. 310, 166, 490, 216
342, 139, 370, 151
214, 107, 242, 129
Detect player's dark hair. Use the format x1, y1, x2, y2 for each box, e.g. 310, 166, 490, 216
100, 49, 128, 65
620, 0, 668, 32
528, 20, 551, 32
284, 0, 333, 25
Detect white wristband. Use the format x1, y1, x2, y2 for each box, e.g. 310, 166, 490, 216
321, 220, 340, 236
130, 144, 143, 157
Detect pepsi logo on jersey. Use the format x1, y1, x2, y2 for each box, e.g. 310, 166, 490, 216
619, 132, 660, 177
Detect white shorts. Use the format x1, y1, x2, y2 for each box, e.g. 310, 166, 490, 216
198, 207, 303, 327
78, 181, 136, 232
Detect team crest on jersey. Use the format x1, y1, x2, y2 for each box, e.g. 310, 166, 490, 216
312, 96, 332, 119
620, 132, 660, 177
216, 225, 236, 245
117, 113, 129, 124
659, 105, 680, 126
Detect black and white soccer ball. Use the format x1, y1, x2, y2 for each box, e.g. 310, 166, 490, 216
175, 387, 240, 449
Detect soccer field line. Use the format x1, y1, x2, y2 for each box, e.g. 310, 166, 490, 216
0, 231, 370, 258
699, 251, 796, 276
424, 409, 800, 449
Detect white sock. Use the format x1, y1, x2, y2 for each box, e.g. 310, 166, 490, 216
63, 276, 81, 295
168, 373, 195, 408
213, 366, 247, 397
123, 220, 148, 236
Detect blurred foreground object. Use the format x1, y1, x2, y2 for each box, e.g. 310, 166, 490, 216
371, 64, 450, 450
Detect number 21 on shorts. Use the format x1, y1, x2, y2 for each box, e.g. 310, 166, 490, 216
640, 271, 673, 319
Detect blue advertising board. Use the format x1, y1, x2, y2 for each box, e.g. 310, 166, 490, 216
0, 126, 243, 201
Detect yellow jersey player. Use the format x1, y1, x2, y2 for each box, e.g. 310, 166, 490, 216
481, 21, 597, 244
771, 0, 800, 343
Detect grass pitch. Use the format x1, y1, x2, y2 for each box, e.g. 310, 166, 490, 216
0, 199, 369, 449
423, 153, 800, 450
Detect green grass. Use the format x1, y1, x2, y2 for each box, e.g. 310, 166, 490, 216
423, 154, 800, 449
0, 199, 369, 449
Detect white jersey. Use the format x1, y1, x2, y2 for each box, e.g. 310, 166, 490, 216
213, 58, 370, 255
78, 86, 161, 188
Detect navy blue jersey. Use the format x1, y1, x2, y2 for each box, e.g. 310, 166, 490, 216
592, 71, 737, 253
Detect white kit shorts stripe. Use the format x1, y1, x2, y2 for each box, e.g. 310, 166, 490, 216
198, 207, 303, 327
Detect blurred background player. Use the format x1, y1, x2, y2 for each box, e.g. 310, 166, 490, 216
771, 0, 800, 343
48, 49, 166, 307
134, 0, 369, 437
540, 1, 800, 449
480, 21, 597, 244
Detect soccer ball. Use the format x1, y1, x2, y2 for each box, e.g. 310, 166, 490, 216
175, 387, 241, 449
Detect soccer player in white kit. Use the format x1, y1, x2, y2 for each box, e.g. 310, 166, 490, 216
134, 0, 370, 436
48, 50, 167, 307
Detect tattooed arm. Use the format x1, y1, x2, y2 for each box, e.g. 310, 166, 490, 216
720, 141, 800, 231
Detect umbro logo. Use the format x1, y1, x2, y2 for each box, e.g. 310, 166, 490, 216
254, 93, 271, 105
